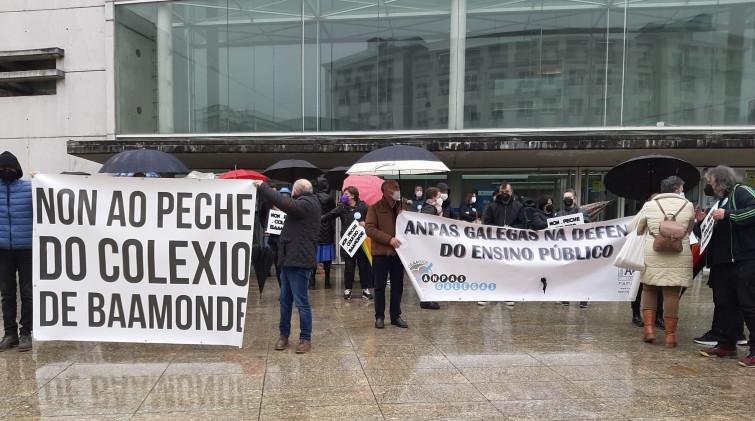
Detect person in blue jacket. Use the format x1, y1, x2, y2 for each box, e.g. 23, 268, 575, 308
0, 151, 33, 352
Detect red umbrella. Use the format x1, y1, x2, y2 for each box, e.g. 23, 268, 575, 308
342, 175, 384, 205
218, 169, 266, 181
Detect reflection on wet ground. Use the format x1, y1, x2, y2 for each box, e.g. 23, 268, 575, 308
1, 268, 752, 420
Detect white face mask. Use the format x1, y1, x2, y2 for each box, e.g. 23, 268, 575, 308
679, 191, 685, 198
415, 190, 423, 198
391, 190, 401, 201
471, 196, 476, 204
436, 197, 444, 206
440, 193, 448, 201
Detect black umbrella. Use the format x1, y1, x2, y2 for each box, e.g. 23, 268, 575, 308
99, 148, 189, 174
252, 245, 276, 293
604, 155, 700, 201
324, 166, 350, 190
262, 159, 323, 183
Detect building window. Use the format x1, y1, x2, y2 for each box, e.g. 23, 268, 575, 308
438, 108, 448, 125
568, 98, 583, 115
0, 48, 64, 97
464, 74, 478, 92
490, 103, 504, 120
439, 79, 449, 96
542, 97, 559, 113
416, 111, 429, 128
567, 69, 584, 86
517, 100, 534, 116
638, 72, 651, 89
416, 82, 428, 99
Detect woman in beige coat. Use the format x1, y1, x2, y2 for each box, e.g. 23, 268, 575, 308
627, 176, 695, 348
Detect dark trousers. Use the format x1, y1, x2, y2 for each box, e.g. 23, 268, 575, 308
0, 249, 33, 336
710, 259, 755, 350
373, 255, 404, 320
344, 248, 373, 290
710, 277, 744, 338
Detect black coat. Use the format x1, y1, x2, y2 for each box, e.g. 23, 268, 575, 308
421, 201, 440, 215
313, 177, 336, 244
482, 198, 527, 229
322, 199, 369, 258
529, 209, 549, 230
458, 201, 478, 222
694, 184, 755, 267
257, 184, 320, 269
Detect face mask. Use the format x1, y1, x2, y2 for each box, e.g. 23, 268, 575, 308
563, 198, 574, 207
391, 190, 401, 201
0, 169, 16, 183
341, 195, 349, 203
415, 190, 422, 198
471, 196, 476, 204
499, 193, 511, 203
545, 204, 554, 213
678, 191, 685, 198
440, 193, 448, 201
703, 184, 714, 196
436, 198, 444, 206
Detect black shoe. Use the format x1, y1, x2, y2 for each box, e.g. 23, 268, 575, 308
579, 302, 588, 308
655, 317, 665, 330
694, 331, 720, 346
632, 314, 643, 327
18, 335, 32, 352
324, 278, 332, 289
420, 301, 439, 310
343, 290, 351, 300
390, 317, 408, 328
0, 335, 19, 351
375, 318, 384, 329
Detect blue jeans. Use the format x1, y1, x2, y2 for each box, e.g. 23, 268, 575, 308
279, 267, 312, 341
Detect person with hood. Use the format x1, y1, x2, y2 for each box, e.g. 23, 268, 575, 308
458, 191, 479, 223
253, 179, 319, 354
0, 151, 33, 352
436, 182, 458, 219
528, 195, 552, 230
418, 188, 442, 310
321, 186, 373, 300
555, 189, 590, 222
310, 176, 336, 289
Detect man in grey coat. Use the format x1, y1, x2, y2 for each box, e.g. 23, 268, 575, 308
254, 179, 319, 354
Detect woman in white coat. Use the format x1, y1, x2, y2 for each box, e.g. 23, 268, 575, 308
628, 176, 695, 348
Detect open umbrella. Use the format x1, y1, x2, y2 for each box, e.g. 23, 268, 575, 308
252, 245, 276, 293
604, 155, 700, 201
347, 145, 450, 176
262, 159, 323, 183
342, 174, 384, 205
99, 148, 189, 174
325, 166, 350, 190
581, 200, 612, 220
219, 169, 266, 181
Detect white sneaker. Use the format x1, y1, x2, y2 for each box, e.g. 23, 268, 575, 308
343, 289, 351, 300
505, 301, 515, 306
477, 301, 487, 306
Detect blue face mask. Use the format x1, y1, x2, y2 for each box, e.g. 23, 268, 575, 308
341, 195, 349, 203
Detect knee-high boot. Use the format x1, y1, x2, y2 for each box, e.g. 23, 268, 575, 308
642, 309, 656, 342
664, 317, 678, 348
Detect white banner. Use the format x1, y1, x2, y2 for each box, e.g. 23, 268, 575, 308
548, 213, 584, 228
339, 219, 367, 257
395, 212, 640, 302
32, 175, 256, 347
266, 209, 286, 235
699, 200, 721, 253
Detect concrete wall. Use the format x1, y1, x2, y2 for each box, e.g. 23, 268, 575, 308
0, 0, 110, 176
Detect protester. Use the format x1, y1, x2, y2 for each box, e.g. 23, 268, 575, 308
557, 188, 590, 308
310, 176, 336, 289
418, 187, 442, 310
411, 185, 424, 212
436, 182, 457, 218
521, 197, 540, 230
555, 189, 590, 222
695, 166, 755, 367
321, 186, 373, 300
458, 191, 479, 223
0, 151, 33, 352
263, 187, 291, 287
528, 195, 552, 230
480, 181, 525, 306
627, 176, 695, 348
365, 180, 408, 329
253, 179, 319, 354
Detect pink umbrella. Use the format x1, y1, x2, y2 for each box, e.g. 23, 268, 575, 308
342, 175, 384, 205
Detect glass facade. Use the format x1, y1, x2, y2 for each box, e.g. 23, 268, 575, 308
115, 0, 755, 134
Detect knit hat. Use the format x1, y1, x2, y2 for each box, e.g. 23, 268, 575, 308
436, 182, 450, 191
0, 151, 22, 180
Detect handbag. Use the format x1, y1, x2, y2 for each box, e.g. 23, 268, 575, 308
613, 226, 646, 272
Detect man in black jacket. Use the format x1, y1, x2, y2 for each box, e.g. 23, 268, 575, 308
254, 179, 319, 354
695, 166, 755, 367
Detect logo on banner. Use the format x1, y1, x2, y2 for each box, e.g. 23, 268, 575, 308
409, 260, 433, 282
617, 268, 635, 294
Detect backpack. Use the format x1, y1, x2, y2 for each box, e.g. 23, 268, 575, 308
649, 199, 687, 253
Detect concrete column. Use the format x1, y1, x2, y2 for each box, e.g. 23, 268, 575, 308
157, 3, 174, 133
448, 0, 466, 129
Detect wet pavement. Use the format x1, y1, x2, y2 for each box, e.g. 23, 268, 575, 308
1, 267, 752, 420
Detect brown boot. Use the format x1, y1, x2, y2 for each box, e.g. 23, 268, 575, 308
642, 309, 656, 343
295, 339, 311, 354
664, 317, 678, 348
274, 335, 288, 351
